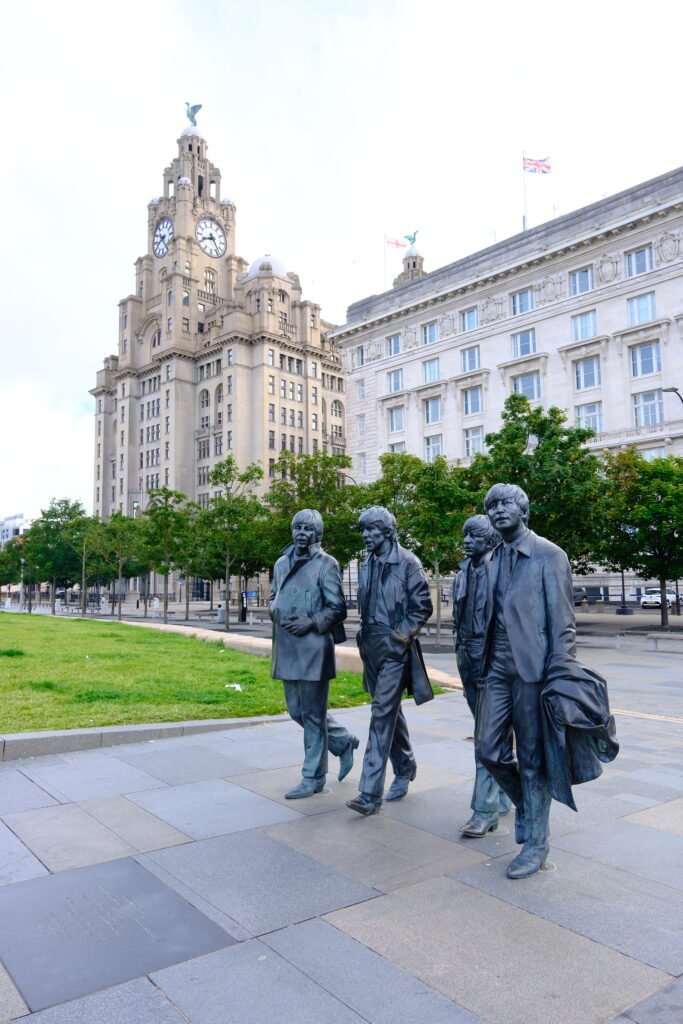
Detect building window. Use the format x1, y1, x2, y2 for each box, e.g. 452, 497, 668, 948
297, 383, 303, 402
297, 410, 303, 428
354, 346, 365, 367
574, 355, 601, 390
422, 322, 437, 345
571, 311, 597, 342
289, 409, 295, 427
642, 446, 665, 461
424, 396, 441, 424
312, 413, 318, 430
633, 389, 663, 427
182, 291, 189, 307
628, 292, 656, 326
464, 426, 484, 457
225, 431, 232, 450
227, 349, 234, 365
512, 328, 536, 358
631, 340, 661, 377
387, 369, 403, 393
226, 375, 232, 394
388, 441, 406, 453
576, 401, 603, 432
388, 406, 404, 432
461, 307, 478, 331
511, 288, 534, 315
268, 376, 275, 394
167, 318, 173, 332
423, 358, 439, 383
268, 403, 275, 421
268, 430, 275, 449
289, 381, 295, 400
386, 334, 401, 356
269, 458, 276, 478
280, 380, 287, 399
358, 453, 366, 475
122, 338, 128, 353
311, 386, 318, 405
424, 434, 442, 462
463, 385, 482, 415
198, 302, 205, 313
627, 245, 653, 278
357, 380, 365, 400
311, 361, 317, 378
280, 407, 287, 424
268, 348, 275, 366
199, 389, 210, 409
512, 370, 541, 400
461, 346, 480, 372
226, 403, 233, 422
357, 414, 366, 436
570, 267, 594, 295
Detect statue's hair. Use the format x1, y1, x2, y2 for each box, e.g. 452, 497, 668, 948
462, 514, 500, 549
291, 508, 324, 540
358, 505, 398, 542
483, 483, 530, 524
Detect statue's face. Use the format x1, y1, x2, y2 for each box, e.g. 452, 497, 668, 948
463, 531, 488, 561
292, 520, 317, 553
361, 524, 388, 555
486, 496, 524, 534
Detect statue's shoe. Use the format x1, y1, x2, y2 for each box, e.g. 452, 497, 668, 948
506, 843, 549, 879
284, 778, 325, 799
346, 792, 382, 815
385, 765, 417, 802
460, 812, 499, 837
338, 736, 360, 781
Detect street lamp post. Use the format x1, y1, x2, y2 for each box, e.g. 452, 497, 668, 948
662, 386, 683, 406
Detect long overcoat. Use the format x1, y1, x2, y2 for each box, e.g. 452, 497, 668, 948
356, 542, 434, 705
269, 543, 346, 683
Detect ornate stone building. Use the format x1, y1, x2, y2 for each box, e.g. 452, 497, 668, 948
331, 168, 683, 481
91, 124, 344, 519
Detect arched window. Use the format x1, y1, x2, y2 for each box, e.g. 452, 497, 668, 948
199, 389, 210, 409
331, 400, 343, 418
215, 384, 223, 406
204, 269, 215, 295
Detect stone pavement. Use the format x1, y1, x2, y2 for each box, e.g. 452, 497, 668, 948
0, 645, 682, 1024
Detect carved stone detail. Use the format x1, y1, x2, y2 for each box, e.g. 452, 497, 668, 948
535, 274, 565, 306
366, 338, 383, 362
480, 297, 505, 325
597, 253, 619, 284
404, 326, 418, 349
656, 232, 679, 262
438, 312, 455, 339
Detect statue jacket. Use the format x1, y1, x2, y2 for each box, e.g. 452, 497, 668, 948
269, 543, 347, 683
356, 543, 434, 705
451, 551, 494, 649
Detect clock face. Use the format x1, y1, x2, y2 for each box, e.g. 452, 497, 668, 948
153, 218, 174, 258
196, 218, 227, 258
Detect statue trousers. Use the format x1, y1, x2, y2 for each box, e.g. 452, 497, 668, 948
357, 629, 416, 797
476, 634, 551, 846
283, 679, 355, 781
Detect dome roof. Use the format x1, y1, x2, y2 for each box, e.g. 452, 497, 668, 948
405, 245, 422, 258
246, 253, 288, 278
177, 176, 192, 185
180, 125, 204, 139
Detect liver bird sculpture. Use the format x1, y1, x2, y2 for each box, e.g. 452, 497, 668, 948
403, 231, 418, 246
185, 103, 202, 126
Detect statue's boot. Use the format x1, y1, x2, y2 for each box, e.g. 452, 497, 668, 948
285, 778, 325, 799
507, 786, 551, 879
460, 811, 499, 837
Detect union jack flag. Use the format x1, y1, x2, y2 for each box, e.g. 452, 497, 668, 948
523, 156, 551, 174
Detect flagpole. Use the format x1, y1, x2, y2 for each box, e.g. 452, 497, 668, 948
522, 151, 528, 232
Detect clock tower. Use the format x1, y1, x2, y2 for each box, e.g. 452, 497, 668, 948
91, 120, 344, 525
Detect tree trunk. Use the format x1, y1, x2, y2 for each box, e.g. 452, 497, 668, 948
143, 574, 149, 618
118, 561, 124, 621
51, 576, 57, 615
81, 541, 88, 616
660, 578, 669, 628
224, 554, 231, 632
209, 580, 214, 612
434, 560, 442, 647
110, 580, 116, 615
163, 572, 169, 624
28, 583, 33, 614
185, 577, 190, 621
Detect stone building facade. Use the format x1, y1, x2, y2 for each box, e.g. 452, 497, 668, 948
331, 167, 683, 481
91, 125, 344, 519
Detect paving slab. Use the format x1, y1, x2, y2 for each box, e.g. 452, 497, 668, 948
615, 975, 683, 1022
115, 744, 254, 784
151, 940, 366, 1024
263, 918, 483, 1023
2, 803, 138, 873
554, 819, 683, 891
624, 795, 683, 836
452, 847, 683, 974
5, 977, 184, 1024
0, 770, 58, 815
128, 778, 303, 839
77, 795, 191, 852
324, 876, 670, 1024
19, 757, 167, 802
0, 820, 49, 886
0, 965, 28, 1024
142, 830, 379, 935
0, 858, 234, 1012
264, 807, 488, 892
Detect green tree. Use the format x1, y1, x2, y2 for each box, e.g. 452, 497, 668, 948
26, 499, 86, 612
599, 449, 683, 626
99, 513, 147, 620
141, 488, 188, 623
467, 393, 605, 570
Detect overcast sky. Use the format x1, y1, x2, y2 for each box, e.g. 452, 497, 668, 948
2, 0, 681, 518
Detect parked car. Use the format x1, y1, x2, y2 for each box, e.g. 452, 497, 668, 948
572, 587, 588, 605
640, 588, 676, 609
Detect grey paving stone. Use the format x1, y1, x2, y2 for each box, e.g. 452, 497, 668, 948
151, 940, 366, 1024
128, 778, 302, 839
5, 977, 184, 1023
143, 830, 378, 935
0, 820, 49, 886
411, 737, 481, 774
591, 775, 683, 804
325, 876, 669, 1024
382, 780, 513, 845
617, 975, 683, 1022
116, 744, 253, 784
77, 795, 191, 851
0, 770, 58, 815
624, 795, 683, 836
0, 858, 234, 1012
20, 757, 167, 801
264, 806, 487, 892
452, 847, 683, 974
554, 820, 683, 890
263, 918, 483, 1023
629, 769, 683, 793
0, 964, 28, 1023
2, 803, 138, 872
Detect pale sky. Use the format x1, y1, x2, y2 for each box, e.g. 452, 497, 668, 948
1, 0, 681, 518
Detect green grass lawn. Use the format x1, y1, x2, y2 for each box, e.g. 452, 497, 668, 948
0, 613, 371, 733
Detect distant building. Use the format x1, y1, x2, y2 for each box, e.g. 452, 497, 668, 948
0, 513, 33, 548
91, 123, 344, 519
331, 167, 683, 480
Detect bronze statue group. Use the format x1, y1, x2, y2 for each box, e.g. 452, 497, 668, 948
269, 485, 618, 881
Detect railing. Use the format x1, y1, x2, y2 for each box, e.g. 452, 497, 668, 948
197, 289, 225, 304
587, 417, 683, 447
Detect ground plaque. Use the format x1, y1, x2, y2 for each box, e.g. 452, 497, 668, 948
0, 857, 235, 1011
